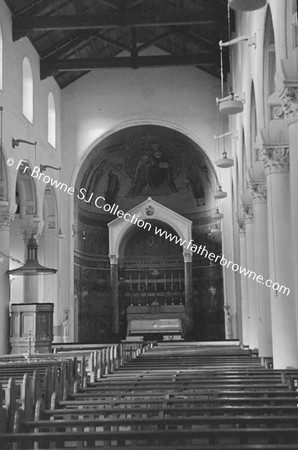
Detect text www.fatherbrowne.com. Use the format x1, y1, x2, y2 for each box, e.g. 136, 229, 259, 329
154, 226, 290, 297
9, 159, 290, 297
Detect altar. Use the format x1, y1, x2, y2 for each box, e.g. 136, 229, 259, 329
126, 302, 185, 340
127, 316, 184, 340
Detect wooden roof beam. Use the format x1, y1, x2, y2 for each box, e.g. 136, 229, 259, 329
40, 53, 217, 79
13, 11, 215, 41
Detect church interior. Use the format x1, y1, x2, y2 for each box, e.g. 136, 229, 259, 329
1, 0, 298, 448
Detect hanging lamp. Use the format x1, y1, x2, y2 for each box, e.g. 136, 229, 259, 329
216, 151, 234, 168
214, 186, 228, 199
216, 3, 245, 115
218, 92, 244, 114
229, 0, 266, 11
7, 233, 57, 276
57, 229, 65, 239
213, 208, 224, 220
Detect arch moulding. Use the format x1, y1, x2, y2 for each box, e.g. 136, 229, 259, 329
108, 197, 192, 261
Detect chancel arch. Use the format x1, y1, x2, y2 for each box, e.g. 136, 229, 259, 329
74, 124, 224, 343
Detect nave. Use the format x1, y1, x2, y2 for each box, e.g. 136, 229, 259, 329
1, 343, 298, 449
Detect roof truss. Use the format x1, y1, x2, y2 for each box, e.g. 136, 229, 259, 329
5, 0, 231, 87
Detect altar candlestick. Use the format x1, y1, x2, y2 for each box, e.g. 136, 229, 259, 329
129, 274, 132, 291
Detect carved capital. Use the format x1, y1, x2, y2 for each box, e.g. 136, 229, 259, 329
0, 213, 14, 231
242, 205, 254, 223
183, 251, 193, 263
281, 87, 298, 125
20, 218, 44, 244
248, 180, 267, 203
259, 146, 289, 176
109, 254, 118, 265
238, 221, 246, 237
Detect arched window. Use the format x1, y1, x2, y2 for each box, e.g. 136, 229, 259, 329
22, 57, 33, 122
263, 9, 276, 110
48, 91, 56, 148
0, 26, 3, 91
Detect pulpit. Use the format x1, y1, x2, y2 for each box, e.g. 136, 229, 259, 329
10, 303, 54, 354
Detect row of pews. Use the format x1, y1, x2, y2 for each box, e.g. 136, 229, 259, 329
0, 342, 298, 448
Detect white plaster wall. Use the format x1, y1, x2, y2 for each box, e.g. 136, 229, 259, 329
0, 1, 62, 333
62, 66, 222, 174
61, 63, 226, 339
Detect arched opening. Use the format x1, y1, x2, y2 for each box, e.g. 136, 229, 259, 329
263, 7, 276, 123
74, 125, 224, 343
47, 91, 56, 148
10, 162, 37, 303
22, 57, 33, 123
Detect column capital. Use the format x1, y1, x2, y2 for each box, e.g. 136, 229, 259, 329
109, 254, 119, 265
238, 221, 246, 238
259, 146, 289, 176
183, 251, 192, 263
242, 204, 254, 223
20, 217, 44, 243
248, 180, 267, 203
280, 87, 298, 126
0, 213, 14, 231
236, 212, 246, 237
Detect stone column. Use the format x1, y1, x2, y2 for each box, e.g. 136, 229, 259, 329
249, 181, 273, 358
243, 205, 258, 350
0, 212, 14, 354
183, 251, 194, 339
261, 145, 298, 368
238, 220, 249, 346
281, 87, 298, 352
109, 254, 119, 338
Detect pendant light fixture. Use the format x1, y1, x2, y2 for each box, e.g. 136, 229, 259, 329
214, 131, 237, 168
213, 207, 224, 220
216, 3, 247, 115
214, 185, 228, 199
218, 92, 244, 115
229, 0, 266, 11
216, 151, 234, 168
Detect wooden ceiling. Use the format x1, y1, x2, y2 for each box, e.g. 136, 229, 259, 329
5, 0, 232, 88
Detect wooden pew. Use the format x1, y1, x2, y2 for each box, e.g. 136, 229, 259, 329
1, 343, 298, 449
1, 427, 298, 449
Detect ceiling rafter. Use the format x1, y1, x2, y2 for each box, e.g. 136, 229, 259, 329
12, 0, 70, 18
137, 30, 173, 52
41, 31, 92, 60
4, 0, 231, 88
40, 53, 217, 79
13, 11, 215, 41
93, 33, 131, 52
94, 0, 120, 11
